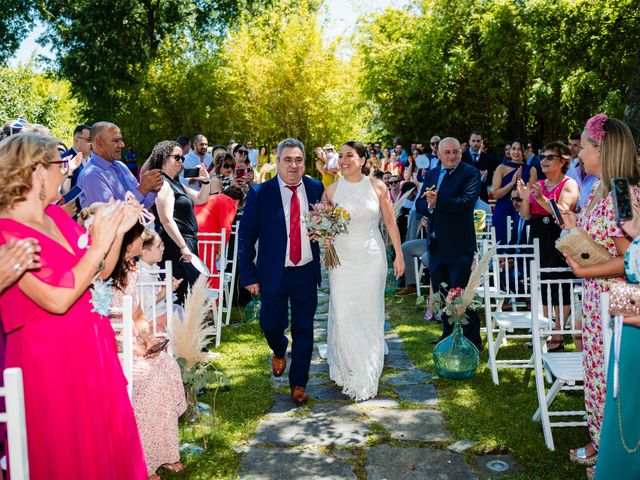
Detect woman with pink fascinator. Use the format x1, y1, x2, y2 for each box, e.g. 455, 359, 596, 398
560, 114, 640, 476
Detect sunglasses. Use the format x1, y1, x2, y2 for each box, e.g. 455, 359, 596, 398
222, 163, 234, 169
237, 150, 248, 155
431, 142, 439, 145
511, 196, 523, 202
541, 154, 561, 161
169, 154, 185, 162
388, 180, 399, 185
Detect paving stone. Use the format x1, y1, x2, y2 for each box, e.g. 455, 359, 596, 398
384, 355, 415, 370
307, 376, 330, 386
473, 454, 520, 477
240, 447, 356, 479
393, 384, 438, 406
356, 397, 399, 408
251, 403, 369, 446
382, 371, 432, 385
365, 445, 478, 480
267, 394, 301, 417
366, 409, 451, 442
309, 362, 329, 375
307, 384, 350, 401
331, 448, 359, 461
448, 439, 477, 454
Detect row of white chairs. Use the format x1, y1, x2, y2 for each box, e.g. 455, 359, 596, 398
481, 238, 587, 451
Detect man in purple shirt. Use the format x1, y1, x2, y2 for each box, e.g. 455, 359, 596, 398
78, 122, 163, 209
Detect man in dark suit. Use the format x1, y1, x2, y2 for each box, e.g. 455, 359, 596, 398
461, 131, 495, 202
238, 138, 324, 404
61, 124, 92, 215
416, 137, 482, 348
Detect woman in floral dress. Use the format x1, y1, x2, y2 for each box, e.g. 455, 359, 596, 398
562, 115, 640, 469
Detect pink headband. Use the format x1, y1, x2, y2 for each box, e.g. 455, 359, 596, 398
585, 113, 608, 143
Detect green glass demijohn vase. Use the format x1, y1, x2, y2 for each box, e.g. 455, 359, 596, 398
433, 319, 479, 380
245, 294, 261, 322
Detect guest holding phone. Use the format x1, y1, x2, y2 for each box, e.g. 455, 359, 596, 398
109, 222, 186, 480
0, 133, 147, 479
517, 141, 579, 351
149, 140, 211, 304
210, 151, 235, 193
233, 143, 256, 192
559, 115, 640, 471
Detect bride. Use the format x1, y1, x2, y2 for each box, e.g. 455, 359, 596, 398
323, 141, 404, 401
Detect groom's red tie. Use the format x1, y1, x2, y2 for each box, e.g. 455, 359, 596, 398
286, 184, 301, 265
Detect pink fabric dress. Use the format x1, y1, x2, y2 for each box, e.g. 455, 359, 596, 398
110, 268, 186, 476
576, 183, 638, 449
0, 205, 147, 480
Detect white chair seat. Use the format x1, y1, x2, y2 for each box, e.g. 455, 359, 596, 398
542, 352, 584, 382
494, 311, 550, 329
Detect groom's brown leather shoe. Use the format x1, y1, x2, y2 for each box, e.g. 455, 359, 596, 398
272, 355, 286, 377
291, 386, 309, 404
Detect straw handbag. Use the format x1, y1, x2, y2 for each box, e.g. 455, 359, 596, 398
555, 227, 612, 267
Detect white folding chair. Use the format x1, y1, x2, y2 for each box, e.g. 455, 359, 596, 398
412, 225, 428, 297
109, 295, 134, 400
137, 260, 173, 342
198, 230, 227, 347
0, 368, 29, 480
484, 238, 543, 385
486, 213, 493, 229
531, 264, 586, 450
475, 226, 496, 257
222, 222, 240, 326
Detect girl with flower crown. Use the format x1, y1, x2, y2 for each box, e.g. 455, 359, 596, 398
560, 114, 640, 473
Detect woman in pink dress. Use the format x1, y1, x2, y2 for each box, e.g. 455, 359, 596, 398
562, 115, 640, 469
0, 133, 147, 479
109, 223, 186, 479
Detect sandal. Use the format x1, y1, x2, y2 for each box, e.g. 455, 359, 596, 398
161, 462, 184, 473
546, 338, 565, 352
569, 445, 598, 466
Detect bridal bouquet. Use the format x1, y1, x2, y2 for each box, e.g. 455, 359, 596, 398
304, 201, 351, 269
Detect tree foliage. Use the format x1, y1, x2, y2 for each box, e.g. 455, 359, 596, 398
0, 1, 34, 64
0, 64, 81, 142
356, 0, 640, 148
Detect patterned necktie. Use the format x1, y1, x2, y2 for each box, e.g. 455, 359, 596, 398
286, 185, 301, 265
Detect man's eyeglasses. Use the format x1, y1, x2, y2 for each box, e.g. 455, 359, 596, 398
49, 159, 69, 175
511, 196, 523, 203
76, 136, 91, 142
169, 154, 185, 162
541, 154, 561, 161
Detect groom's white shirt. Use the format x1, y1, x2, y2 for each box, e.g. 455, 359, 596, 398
277, 174, 313, 267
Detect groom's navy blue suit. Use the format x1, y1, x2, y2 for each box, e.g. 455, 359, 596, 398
238, 175, 324, 388
415, 161, 482, 347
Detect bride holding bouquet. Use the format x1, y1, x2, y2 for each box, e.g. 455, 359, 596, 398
322, 141, 404, 401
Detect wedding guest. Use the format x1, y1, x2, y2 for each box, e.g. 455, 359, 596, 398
462, 131, 493, 202
517, 142, 579, 350
78, 122, 163, 209
138, 229, 183, 331
491, 140, 537, 245
502, 142, 512, 162
210, 151, 235, 193
0, 133, 147, 479
416, 137, 482, 348
323, 141, 404, 401
109, 223, 186, 480
149, 140, 211, 304
256, 146, 269, 170
388, 175, 401, 203
180, 134, 212, 190
561, 115, 640, 467
567, 153, 597, 211
594, 212, 640, 479
233, 143, 256, 192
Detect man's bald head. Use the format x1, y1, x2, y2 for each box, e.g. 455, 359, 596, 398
91, 122, 124, 162
437, 137, 462, 169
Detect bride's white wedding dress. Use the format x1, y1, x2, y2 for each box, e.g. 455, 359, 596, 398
327, 175, 387, 401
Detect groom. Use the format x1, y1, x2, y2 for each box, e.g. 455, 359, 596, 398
238, 138, 324, 404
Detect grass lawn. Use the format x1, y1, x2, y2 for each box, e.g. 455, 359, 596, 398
386, 294, 590, 480
161, 312, 273, 480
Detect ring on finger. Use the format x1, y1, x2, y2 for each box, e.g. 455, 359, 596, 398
13, 262, 22, 273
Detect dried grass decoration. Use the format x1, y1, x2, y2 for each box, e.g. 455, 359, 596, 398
304, 200, 351, 270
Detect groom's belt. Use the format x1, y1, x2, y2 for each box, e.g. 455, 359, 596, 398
284, 260, 313, 270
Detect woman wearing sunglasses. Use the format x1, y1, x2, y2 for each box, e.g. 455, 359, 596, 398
517, 141, 579, 351
148, 140, 211, 305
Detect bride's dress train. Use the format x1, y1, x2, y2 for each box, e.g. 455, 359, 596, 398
327, 176, 387, 401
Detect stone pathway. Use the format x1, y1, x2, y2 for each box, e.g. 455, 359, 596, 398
239, 273, 512, 479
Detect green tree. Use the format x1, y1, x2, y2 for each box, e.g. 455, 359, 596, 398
0, 1, 33, 64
